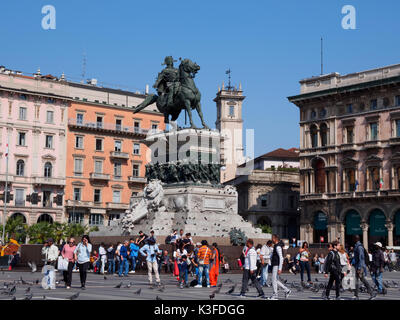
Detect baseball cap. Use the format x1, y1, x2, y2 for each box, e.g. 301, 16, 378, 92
375, 242, 383, 248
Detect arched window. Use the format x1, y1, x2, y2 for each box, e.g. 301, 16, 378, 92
9, 212, 27, 224
310, 125, 318, 148
37, 214, 53, 224
346, 168, 356, 191
313, 158, 326, 193
320, 123, 328, 147
314, 211, 328, 243
16, 160, 25, 176
369, 167, 380, 190
44, 162, 52, 178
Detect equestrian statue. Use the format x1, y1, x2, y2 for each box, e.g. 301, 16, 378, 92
132, 56, 209, 129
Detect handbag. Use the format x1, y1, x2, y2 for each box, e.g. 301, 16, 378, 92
57, 256, 69, 271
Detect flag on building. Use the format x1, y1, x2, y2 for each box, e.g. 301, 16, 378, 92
355, 180, 359, 191
380, 178, 384, 189
5, 143, 8, 157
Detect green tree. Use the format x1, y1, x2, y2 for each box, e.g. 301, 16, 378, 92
256, 224, 272, 234
0, 215, 28, 243
27, 222, 54, 244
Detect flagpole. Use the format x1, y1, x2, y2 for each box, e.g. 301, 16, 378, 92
2, 137, 9, 245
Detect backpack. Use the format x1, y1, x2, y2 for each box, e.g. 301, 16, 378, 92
364, 248, 370, 267
165, 235, 172, 244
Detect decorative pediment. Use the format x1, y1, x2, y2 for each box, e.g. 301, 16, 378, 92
111, 184, 124, 189
42, 154, 56, 161
365, 154, 382, 164
390, 152, 400, 164
341, 157, 358, 167
71, 181, 85, 186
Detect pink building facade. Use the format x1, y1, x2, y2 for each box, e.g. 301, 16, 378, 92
0, 71, 68, 225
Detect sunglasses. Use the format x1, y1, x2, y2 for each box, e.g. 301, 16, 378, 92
69, 242, 75, 244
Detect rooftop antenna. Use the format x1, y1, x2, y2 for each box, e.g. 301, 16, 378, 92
225, 69, 233, 90
81, 50, 86, 83
320, 37, 323, 75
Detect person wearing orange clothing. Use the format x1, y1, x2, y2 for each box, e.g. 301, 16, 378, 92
209, 243, 220, 287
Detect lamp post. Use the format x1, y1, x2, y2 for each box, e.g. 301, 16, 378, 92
2, 137, 9, 245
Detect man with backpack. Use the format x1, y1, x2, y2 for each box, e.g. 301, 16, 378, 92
352, 235, 376, 300
323, 241, 342, 300
267, 234, 291, 300
371, 242, 386, 295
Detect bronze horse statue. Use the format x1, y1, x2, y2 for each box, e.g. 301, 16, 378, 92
132, 58, 209, 129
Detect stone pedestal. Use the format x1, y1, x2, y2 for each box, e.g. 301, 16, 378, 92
91, 127, 270, 241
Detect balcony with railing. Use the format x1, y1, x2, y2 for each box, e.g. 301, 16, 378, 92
128, 176, 147, 183
105, 202, 129, 210
110, 151, 130, 159
65, 199, 94, 207
32, 176, 66, 186
89, 172, 110, 181
68, 118, 149, 136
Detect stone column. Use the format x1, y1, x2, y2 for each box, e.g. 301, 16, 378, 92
340, 223, 345, 245
385, 222, 394, 247
361, 222, 369, 251
305, 223, 313, 243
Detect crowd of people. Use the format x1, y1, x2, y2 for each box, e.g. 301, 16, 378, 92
40, 229, 228, 290
37, 229, 400, 298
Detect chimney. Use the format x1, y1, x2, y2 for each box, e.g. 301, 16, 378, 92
145, 84, 149, 94
87, 78, 97, 86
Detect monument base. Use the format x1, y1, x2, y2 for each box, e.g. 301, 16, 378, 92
91, 183, 270, 240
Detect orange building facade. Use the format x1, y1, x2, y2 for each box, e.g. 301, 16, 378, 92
65, 99, 164, 227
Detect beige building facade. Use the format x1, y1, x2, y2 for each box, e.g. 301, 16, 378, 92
288, 63, 400, 249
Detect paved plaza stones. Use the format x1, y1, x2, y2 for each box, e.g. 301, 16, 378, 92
1, 271, 399, 300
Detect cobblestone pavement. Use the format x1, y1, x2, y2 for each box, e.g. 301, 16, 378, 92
0, 270, 399, 300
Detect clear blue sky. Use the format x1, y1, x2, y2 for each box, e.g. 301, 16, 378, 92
1, 0, 399, 157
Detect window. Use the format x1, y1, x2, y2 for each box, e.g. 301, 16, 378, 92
114, 162, 122, 178
132, 164, 140, 177
77, 113, 84, 125
346, 104, 353, 114
116, 119, 122, 131
112, 190, 121, 203
134, 121, 140, 133
310, 125, 318, 148
114, 140, 122, 152
346, 126, 354, 144
46, 110, 54, 123
19, 107, 27, 120
94, 160, 103, 174
319, 108, 327, 118
89, 214, 104, 226
68, 212, 83, 224
108, 214, 120, 226
370, 99, 378, 110
75, 136, 83, 149
95, 139, 103, 151
96, 116, 103, 128
369, 167, 380, 191
18, 132, 26, 146
133, 143, 140, 155
151, 123, 158, 130
94, 189, 101, 203
16, 160, 24, 176
73, 188, 81, 201
320, 123, 328, 147
47, 98, 55, 104
74, 158, 83, 176
346, 169, 356, 192
44, 162, 52, 177
229, 106, 234, 117
45, 135, 53, 148
370, 122, 378, 141
260, 195, 267, 207
310, 110, 316, 119
20, 94, 27, 100
396, 96, 400, 107
396, 119, 400, 138
15, 189, 25, 207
